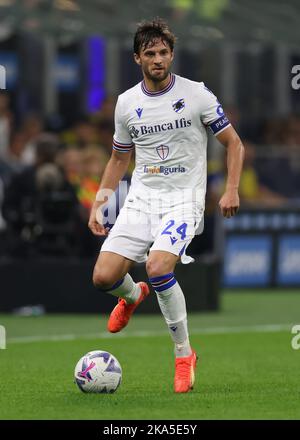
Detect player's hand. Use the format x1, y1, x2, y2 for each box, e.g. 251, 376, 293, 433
88, 203, 110, 236
219, 189, 239, 218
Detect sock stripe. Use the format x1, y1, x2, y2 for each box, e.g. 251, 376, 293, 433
149, 272, 177, 292
155, 277, 176, 292
149, 272, 174, 284
151, 275, 173, 287
101, 277, 124, 292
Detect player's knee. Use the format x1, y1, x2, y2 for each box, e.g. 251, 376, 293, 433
146, 259, 169, 279
93, 269, 116, 290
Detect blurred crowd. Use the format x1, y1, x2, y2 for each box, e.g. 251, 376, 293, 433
207, 108, 300, 211
0, 92, 127, 258
0, 90, 299, 258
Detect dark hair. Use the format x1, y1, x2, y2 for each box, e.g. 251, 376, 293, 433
134, 18, 176, 54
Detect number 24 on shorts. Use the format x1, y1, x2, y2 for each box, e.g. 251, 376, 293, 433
161, 220, 188, 240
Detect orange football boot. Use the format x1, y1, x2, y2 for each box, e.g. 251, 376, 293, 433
107, 282, 150, 333
174, 349, 198, 393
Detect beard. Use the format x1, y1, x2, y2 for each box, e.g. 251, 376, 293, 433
144, 67, 170, 83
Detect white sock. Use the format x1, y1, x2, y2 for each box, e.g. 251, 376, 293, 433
103, 273, 141, 304
149, 272, 192, 358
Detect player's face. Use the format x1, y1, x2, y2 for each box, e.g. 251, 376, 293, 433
134, 39, 174, 83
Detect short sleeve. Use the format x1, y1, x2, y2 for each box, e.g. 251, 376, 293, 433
200, 84, 231, 136
113, 96, 134, 152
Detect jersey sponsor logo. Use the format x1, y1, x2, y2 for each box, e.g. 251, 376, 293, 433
172, 98, 185, 114
137, 118, 192, 136
129, 125, 139, 138
143, 164, 186, 176
135, 107, 143, 118
156, 144, 169, 160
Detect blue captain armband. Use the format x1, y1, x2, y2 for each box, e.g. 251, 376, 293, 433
208, 115, 231, 135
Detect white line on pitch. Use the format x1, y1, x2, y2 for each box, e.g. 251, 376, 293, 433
6, 323, 292, 344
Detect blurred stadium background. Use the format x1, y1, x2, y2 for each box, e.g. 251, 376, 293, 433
0, 0, 300, 420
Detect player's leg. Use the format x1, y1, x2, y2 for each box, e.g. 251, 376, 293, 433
146, 250, 192, 358
147, 208, 200, 393
95, 204, 152, 332
93, 250, 150, 333
146, 250, 197, 393
93, 251, 139, 303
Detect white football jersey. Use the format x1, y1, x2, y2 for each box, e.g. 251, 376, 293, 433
113, 73, 230, 202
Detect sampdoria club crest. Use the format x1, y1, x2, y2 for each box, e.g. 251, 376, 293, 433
156, 144, 169, 160
172, 98, 185, 114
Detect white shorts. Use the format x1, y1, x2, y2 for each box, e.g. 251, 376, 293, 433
100, 187, 204, 264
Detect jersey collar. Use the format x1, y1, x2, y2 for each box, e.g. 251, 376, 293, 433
141, 73, 176, 97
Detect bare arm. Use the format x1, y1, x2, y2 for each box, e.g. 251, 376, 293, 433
216, 126, 245, 218
88, 149, 132, 236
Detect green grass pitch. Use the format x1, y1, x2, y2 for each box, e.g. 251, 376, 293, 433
0, 290, 300, 420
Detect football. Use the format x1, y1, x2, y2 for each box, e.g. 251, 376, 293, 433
74, 350, 122, 393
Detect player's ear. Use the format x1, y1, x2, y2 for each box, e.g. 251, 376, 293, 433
134, 53, 141, 66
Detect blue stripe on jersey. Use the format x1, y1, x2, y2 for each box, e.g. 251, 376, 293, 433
113, 138, 134, 147
179, 243, 187, 256
208, 115, 230, 135
113, 145, 133, 153
141, 73, 176, 97
113, 138, 134, 150
149, 272, 177, 292
112, 138, 134, 153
